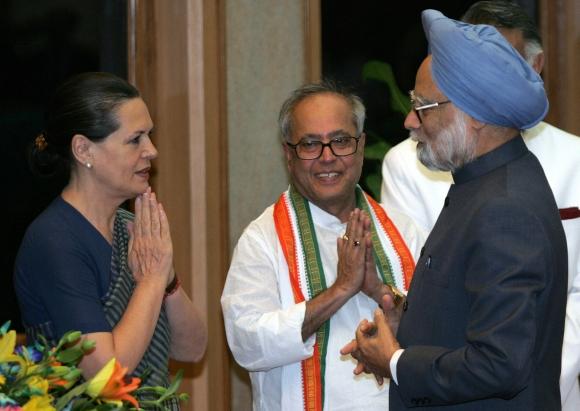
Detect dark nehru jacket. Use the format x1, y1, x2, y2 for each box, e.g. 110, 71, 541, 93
389, 136, 567, 410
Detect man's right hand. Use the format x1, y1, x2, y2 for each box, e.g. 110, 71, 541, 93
301, 208, 372, 341
341, 306, 402, 382
335, 208, 371, 296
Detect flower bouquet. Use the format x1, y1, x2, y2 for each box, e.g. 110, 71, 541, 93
0, 322, 188, 410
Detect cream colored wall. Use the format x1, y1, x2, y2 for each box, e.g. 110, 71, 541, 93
227, 2, 306, 245
226, 1, 308, 409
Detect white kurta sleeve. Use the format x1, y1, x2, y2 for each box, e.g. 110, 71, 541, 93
560, 217, 580, 411
221, 217, 315, 372
562, 268, 580, 410
383, 207, 428, 262
380, 138, 452, 233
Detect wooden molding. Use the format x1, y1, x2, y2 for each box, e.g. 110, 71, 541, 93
540, 0, 580, 134
128, 0, 229, 410
304, 0, 322, 82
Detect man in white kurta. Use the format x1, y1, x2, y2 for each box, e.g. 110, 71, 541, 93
223, 201, 423, 410
222, 82, 424, 410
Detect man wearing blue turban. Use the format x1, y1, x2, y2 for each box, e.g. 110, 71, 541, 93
342, 9, 567, 410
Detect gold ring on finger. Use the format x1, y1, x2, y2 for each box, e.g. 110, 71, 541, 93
388, 284, 405, 307
342, 234, 350, 241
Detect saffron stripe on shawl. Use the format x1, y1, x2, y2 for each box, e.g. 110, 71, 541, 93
357, 189, 396, 287
364, 192, 416, 289
303, 345, 323, 411
274, 197, 305, 303
274, 192, 323, 411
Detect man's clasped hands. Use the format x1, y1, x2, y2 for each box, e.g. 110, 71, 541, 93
339, 208, 406, 385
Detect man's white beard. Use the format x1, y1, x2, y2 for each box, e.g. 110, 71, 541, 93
411, 113, 477, 172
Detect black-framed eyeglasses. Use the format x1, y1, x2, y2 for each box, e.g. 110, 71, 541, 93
409, 90, 450, 123
286, 135, 361, 160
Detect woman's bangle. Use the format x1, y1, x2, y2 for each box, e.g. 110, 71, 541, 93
164, 274, 181, 298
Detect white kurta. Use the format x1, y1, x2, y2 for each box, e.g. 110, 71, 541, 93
221, 201, 424, 411
381, 121, 580, 411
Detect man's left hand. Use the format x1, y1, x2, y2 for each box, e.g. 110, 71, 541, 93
341, 306, 401, 383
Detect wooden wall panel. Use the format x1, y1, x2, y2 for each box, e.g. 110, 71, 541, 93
304, 0, 322, 83
540, 0, 580, 135
128, 0, 229, 410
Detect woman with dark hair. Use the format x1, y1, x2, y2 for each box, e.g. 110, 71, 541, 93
14, 72, 207, 409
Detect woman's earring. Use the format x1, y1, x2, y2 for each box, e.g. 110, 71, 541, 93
86, 162, 93, 169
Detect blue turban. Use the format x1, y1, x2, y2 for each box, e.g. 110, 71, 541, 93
422, 9, 548, 129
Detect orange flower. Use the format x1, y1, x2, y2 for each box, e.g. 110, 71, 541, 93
86, 358, 140, 408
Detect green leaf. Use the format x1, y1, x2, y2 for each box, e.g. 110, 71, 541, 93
34, 334, 51, 356
0, 321, 11, 335
56, 347, 85, 364
156, 369, 183, 402
81, 340, 96, 353
362, 60, 410, 116
63, 331, 82, 345
63, 368, 83, 381
364, 141, 391, 160
47, 365, 72, 377
135, 366, 152, 381
364, 129, 384, 143
135, 386, 167, 394
365, 173, 383, 201
55, 381, 89, 410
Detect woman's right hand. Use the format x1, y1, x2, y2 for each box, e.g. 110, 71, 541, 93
127, 188, 174, 288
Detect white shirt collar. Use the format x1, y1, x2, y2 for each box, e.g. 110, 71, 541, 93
308, 201, 347, 232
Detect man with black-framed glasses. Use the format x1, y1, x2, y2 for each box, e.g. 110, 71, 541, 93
221, 81, 425, 410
